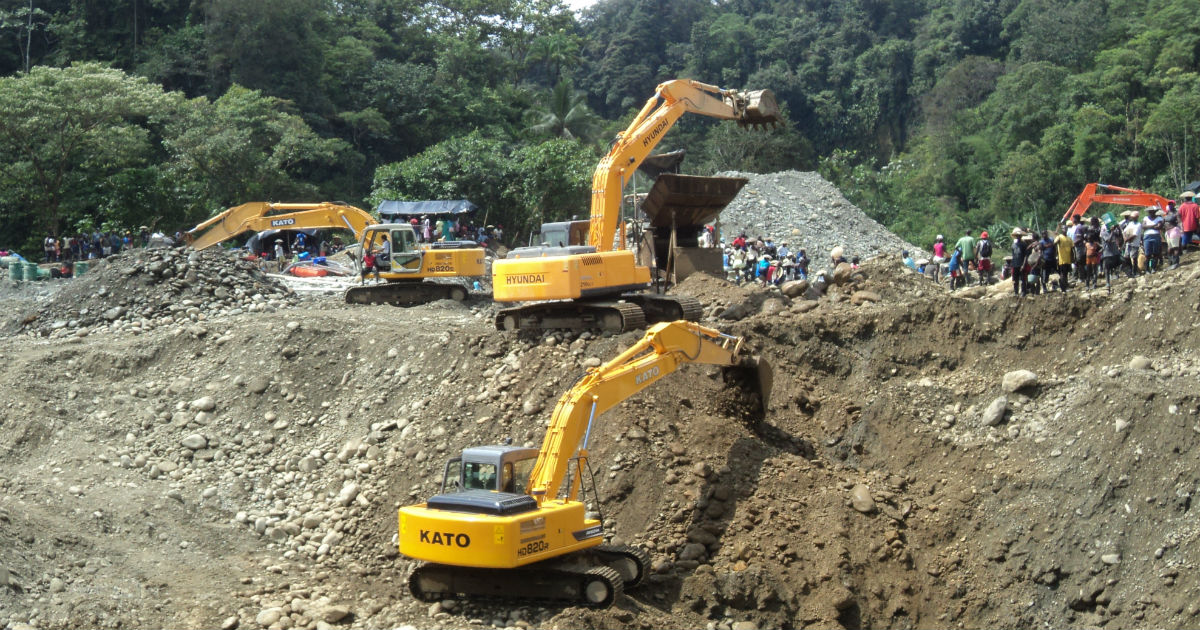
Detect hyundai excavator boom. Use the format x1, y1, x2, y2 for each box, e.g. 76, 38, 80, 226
398, 320, 771, 607
492, 80, 781, 333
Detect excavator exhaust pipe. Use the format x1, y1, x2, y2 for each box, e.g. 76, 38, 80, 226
737, 89, 782, 129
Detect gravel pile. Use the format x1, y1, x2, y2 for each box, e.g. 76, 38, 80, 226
717, 170, 923, 263
16, 247, 297, 338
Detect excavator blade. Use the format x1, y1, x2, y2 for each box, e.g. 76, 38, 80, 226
738, 89, 782, 128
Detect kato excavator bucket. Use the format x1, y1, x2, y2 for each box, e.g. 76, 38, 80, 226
737, 89, 782, 129
722, 355, 774, 417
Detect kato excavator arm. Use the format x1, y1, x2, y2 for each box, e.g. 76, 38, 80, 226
184, 202, 378, 250
1062, 183, 1170, 224
526, 320, 748, 503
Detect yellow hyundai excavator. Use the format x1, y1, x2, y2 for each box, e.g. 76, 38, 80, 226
184, 201, 486, 305
398, 320, 772, 607
492, 80, 781, 332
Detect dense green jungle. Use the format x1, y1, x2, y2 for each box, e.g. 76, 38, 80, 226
2, 0, 1199, 253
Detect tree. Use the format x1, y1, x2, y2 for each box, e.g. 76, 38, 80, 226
0, 62, 181, 249
526, 78, 598, 140
163, 84, 352, 212
1144, 77, 1200, 191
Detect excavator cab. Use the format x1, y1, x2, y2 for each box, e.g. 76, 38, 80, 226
439, 445, 539, 495
361, 224, 423, 272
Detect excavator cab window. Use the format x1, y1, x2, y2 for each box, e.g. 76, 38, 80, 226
510, 456, 535, 495
463, 462, 498, 491
440, 457, 462, 493
394, 228, 416, 254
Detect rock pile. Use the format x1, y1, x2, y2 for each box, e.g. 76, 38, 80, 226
717, 171, 922, 263
15, 247, 297, 338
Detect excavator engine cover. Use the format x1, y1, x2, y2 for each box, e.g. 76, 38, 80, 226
740, 89, 782, 127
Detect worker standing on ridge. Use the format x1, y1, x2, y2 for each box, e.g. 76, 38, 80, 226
975, 231, 993, 285
1179, 191, 1199, 254
955, 231, 977, 279
1053, 226, 1073, 292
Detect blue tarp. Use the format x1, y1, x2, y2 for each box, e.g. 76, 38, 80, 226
378, 199, 477, 219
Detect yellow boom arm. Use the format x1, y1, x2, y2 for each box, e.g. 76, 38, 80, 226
526, 320, 745, 504
589, 80, 779, 251
185, 202, 378, 250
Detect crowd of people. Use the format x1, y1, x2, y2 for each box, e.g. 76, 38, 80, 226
39, 227, 176, 263
909, 190, 1199, 297
721, 233, 817, 285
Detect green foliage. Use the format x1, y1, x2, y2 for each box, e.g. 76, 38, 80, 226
0, 62, 182, 251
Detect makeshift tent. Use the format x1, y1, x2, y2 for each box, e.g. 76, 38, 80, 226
378, 200, 477, 221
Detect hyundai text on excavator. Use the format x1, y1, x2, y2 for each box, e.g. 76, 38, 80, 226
398, 320, 771, 607
491, 80, 781, 333
184, 201, 486, 305
1062, 183, 1170, 224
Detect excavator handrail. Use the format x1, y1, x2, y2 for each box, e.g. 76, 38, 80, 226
587, 79, 780, 252
525, 320, 746, 504
185, 202, 378, 250
1062, 183, 1170, 223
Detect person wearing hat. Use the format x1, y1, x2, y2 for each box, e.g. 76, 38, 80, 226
1141, 206, 1164, 272
1053, 225, 1074, 291
1122, 213, 1142, 276
1101, 219, 1124, 291
1010, 228, 1028, 297
975, 230, 994, 285
273, 238, 286, 272
902, 249, 916, 270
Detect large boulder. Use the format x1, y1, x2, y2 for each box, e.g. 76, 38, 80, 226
1001, 370, 1038, 393
832, 262, 853, 285
780, 279, 809, 298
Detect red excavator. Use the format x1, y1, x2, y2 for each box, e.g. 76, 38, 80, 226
1062, 183, 1171, 224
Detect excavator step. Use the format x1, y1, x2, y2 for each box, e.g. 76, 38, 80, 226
408, 562, 623, 608
344, 281, 468, 306
495, 301, 646, 333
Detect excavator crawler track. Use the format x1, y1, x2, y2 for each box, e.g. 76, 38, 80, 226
622, 293, 703, 324
592, 544, 651, 588
345, 281, 468, 306
408, 563, 623, 608
495, 301, 646, 333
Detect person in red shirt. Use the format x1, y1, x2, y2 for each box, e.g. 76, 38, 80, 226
1179, 191, 1200, 252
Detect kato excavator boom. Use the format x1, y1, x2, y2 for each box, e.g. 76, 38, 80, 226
492, 79, 781, 333
184, 201, 377, 250
399, 320, 771, 608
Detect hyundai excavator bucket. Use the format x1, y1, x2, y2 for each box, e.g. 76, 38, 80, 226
738, 89, 782, 128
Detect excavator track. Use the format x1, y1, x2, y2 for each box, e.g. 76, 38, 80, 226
494, 301, 646, 333
408, 563, 623, 608
623, 293, 703, 324
345, 281, 468, 306
591, 544, 651, 588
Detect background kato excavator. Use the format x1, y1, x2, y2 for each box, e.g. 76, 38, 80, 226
398, 320, 772, 607
1062, 183, 1171, 224
184, 201, 485, 305
491, 79, 781, 333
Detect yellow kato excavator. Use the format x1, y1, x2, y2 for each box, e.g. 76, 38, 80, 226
398, 320, 771, 607
184, 201, 485, 305
492, 79, 781, 332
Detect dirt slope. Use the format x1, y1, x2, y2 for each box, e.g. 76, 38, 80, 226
2, 252, 1199, 630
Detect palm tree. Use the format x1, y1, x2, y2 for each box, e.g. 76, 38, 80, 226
527, 79, 598, 141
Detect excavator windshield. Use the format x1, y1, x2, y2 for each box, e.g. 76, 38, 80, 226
463, 462, 497, 490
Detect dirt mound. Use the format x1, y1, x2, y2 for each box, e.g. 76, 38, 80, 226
718, 171, 923, 263
4, 247, 297, 339
2, 244, 1200, 630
